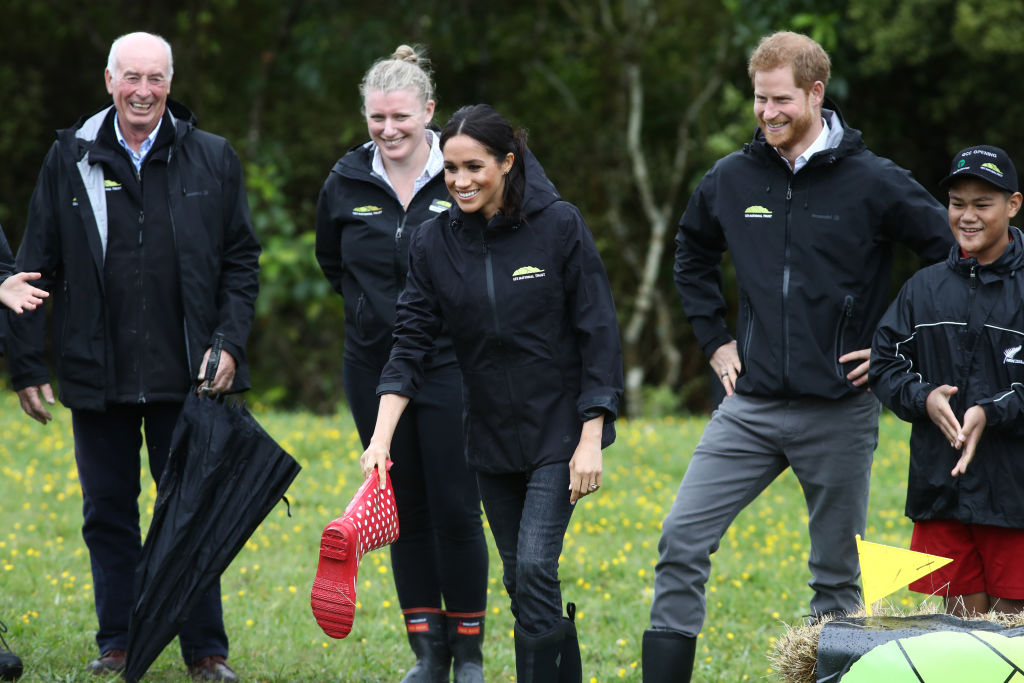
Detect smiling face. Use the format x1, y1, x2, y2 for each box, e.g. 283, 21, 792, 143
752, 66, 823, 164
442, 134, 513, 220
364, 87, 434, 166
105, 34, 171, 143
948, 177, 1022, 264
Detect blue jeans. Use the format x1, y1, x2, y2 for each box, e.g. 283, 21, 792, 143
477, 463, 575, 635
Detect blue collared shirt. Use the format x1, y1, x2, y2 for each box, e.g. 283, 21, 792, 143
113, 113, 163, 172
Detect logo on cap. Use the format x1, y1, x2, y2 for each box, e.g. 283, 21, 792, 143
981, 162, 1004, 177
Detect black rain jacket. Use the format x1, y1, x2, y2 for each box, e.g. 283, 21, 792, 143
870, 229, 1024, 527
675, 104, 952, 400
7, 100, 261, 410
314, 138, 456, 371
378, 150, 624, 473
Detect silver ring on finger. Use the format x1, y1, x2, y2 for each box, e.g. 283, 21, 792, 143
588, 483, 599, 491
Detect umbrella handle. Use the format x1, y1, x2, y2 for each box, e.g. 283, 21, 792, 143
199, 335, 224, 394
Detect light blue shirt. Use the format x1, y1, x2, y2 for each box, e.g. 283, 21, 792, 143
371, 129, 444, 196
113, 113, 163, 172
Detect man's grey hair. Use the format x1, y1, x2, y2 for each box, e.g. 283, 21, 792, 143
106, 32, 174, 79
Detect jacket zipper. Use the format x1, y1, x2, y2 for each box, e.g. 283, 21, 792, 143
394, 212, 409, 286
834, 295, 854, 378
481, 228, 524, 461
781, 180, 793, 393
482, 234, 501, 338
167, 142, 194, 385
136, 164, 147, 403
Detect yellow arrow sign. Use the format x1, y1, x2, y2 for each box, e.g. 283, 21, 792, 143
856, 535, 953, 615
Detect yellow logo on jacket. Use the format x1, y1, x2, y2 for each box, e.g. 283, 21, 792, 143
512, 266, 545, 282
744, 205, 772, 219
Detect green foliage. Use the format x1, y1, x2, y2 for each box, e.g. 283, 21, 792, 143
4, 0, 1023, 411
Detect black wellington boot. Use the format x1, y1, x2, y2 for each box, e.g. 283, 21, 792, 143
558, 603, 581, 683
0, 620, 22, 682
641, 629, 696, 683
446, 613, 485, 683
400, 610, 451, 683
514, 621, 564, 683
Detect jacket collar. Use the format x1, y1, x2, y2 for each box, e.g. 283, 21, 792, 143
948, 225, 1024, 281
59, 98, 195, 157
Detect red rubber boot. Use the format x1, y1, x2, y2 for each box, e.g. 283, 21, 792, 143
311, 461, 399, 638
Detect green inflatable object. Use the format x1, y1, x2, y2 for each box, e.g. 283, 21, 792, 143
816, 616, 1024, 682
842, 630, 1024, 681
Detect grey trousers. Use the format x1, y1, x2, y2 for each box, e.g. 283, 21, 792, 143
649, 391, 880, 636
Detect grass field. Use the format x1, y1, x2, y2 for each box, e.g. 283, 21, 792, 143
0, 390, 927, 682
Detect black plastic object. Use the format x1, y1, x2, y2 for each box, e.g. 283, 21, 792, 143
124, 385, 301, 682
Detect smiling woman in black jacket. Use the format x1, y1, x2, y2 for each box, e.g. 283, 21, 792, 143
314, 47, 489, 683
361, 104, 624, 682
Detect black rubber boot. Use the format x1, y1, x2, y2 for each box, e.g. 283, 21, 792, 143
0, 620, 22, 682
400, 610, 451, 683
446, 613, 484, 683
558, 603, 581, 683
514, 621, 563, 683
641, 629, 696, 683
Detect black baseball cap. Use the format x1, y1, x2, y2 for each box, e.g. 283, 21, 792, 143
940, 145, 1019, 193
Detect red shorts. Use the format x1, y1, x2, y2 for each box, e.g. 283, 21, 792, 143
909, 519, 1024, 598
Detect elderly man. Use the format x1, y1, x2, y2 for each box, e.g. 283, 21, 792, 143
8, 32, 259, 681
641, 31, 953, 681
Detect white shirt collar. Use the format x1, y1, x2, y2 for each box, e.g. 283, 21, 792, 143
371, 129, 443, 196
789, 117, 830, 173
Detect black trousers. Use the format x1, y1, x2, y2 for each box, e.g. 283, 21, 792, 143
72, 402, 228, 661
344, 358, 488, 613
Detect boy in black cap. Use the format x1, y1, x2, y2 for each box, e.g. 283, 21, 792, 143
871, 145, 1024, 616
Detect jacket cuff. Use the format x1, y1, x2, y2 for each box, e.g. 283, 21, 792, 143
220, 339, 246, 367
911, 382, 938, 419
578, 392, 620, 422
376, 381, 414, 398
701, 332, 734, 360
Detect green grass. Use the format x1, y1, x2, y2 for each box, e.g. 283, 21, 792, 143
0, 390, 924, 682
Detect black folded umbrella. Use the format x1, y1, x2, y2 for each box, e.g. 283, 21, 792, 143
124, 343, 301, 682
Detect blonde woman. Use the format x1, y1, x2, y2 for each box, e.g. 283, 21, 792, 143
315, 46, 488, 682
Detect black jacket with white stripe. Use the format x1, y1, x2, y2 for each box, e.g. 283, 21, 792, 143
871, 227, 1024, 527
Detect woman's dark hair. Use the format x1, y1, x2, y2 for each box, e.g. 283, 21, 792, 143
440, 104, 528, 222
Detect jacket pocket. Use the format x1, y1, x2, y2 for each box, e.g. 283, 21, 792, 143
58, 281, 70, 358
355, 292, 366, 337
834, 295, 855, 378
739, 294, 754, 370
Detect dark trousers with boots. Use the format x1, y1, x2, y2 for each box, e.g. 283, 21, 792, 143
513, 604, 581, 683
446, 612, 485, 683
400, 610, 450, 683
